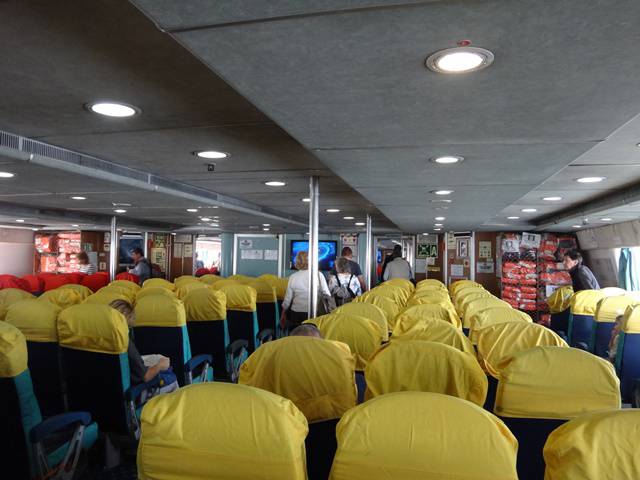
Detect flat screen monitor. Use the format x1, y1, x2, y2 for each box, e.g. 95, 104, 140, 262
119, 236, 143, 265
290, 240, 337, 271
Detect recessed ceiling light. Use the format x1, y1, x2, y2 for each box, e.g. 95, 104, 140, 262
87, 102, 139, 117
433, 190, 454, 195
262, 223, 270, 227
576, 176, 606, 183
326, 209, 340, 213
431, 155, 464, 165
262, 228, 270, 231
71, 196, 86, 200
15, 219, 24, 223
426, 46, 494, 74
201, 217, 212, 222
194, 151, 228, 159
572, 225, 582, 228
434, 216, 445, 221
343, 216, 354, 220
186, 208, 198, 213
521, 208, 538, 213
0, 171, 15, 178
601, 218, 612, 221
355, 222, 365, 226
264, 181, 286, 187
301, 198, 310, 202
114, 209, 127, 213
507, 216, 520, 220
543, 196, 563, 201
434, 228, 442, 231
434, 223, 444, 227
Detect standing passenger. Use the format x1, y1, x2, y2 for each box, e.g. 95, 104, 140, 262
383, 245, 414, 282
76, 251, 96, 274
339, 247, 366, 292
128, 247, 152, 284
280, 251, 331, 331
563, 250, 600, 291
328, 257, 361, 305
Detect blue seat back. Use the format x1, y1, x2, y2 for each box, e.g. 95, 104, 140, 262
550, 309, 570, 340
187, 320, 229, 380
227, 310, 260, 352
594, 322, 616, 358
257, 302, 279, 334
568, 313, 595, 348
133, 325, 191, 386
617, 332, 640, 402
26, 341, 65, 417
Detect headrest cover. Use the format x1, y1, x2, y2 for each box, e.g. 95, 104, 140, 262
543, 410, 640, 480
175, 281, 207, 301
411, 289, 451, 301
38, 287, 83, 310
138, 383, 308, 480
361, 285, 408, 306
174, 275, 200, 288
0, 288, 35, 320
136, 287, 176, 301
622, 304, 640, 333
135, 295, 186, 327
307, 313, 384, 370
0, 321, 28, 378
219, 284, 257, 312
5, 299, 61, 342
494, 346, 620, 419
83, 290, 129, 306
595, 295, 637, 323
184, 288, 226, 322
450, 280, 482, 296
546, 286, 574, 313
198, 274, 223, 285
58, 304, 128, 354
415, 278, 446, 289
330, 392, 518, 480
600, 287, 627, 297
109, 279, 141, 291
383, 278, 415, 293
405, 295, 455, 310
239, 336, 356, 422
394, 303, 461, 331
97, 285, 136, 302
59, 284, 94, 301
391, 318, 475, 356
365, 341, 487, 406
476, 322, 568, 377
275, 278, 289, 300
455, 290, 491, 314
570, 289, 606, 315
142, 278, 175, 291
463, 297, 511, 329
248, 280, 277, 303
228, 274, 254, 284
469, 307, 532, 343
353, 294, 400, 326
210, 279, 239, 291
333, 302, 389, 340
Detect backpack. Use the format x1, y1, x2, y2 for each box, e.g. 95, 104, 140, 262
332, 274, 356, 306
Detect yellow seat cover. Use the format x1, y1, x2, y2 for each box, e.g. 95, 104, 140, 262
38, 287, 83, 310
248, 280, 277, 304
333, 302, 389, 341
594, 295, 637, 323
175, 281, 207, 301
59, 284, 94, 301
416, 278, 445, 289
570, 289, 606, 316
5, 299, 61, 342
142, 278, 175, 291
362, 285, 408, 306
210, 279, 239, 291
546, 286, 574, 314
600, 287, 627, 297
136, 287, 176, 301
239, 336, 356, 422
353, 294, 400, 330
455, 290, 491, 316
543, 410, 640, 480
58, 304, 128, 354
463, 297, 511, 329
97, 285, 136, 303
219, 284, 257, 312
494, 346, 620, 419
394, 303, 461, 330
383, 278, 415, 293
109, 279, 141, 292
174, 275, 200, 288
0, 321, 28, 378
135, 295, 186, 327
392, 318, 475, 355
228, 274, 253, 284
184, 288, 226, 322
308, 313, 384, 370
622, 303, 640, 333
476, 322, 568, 377
329, 391, 518, 480
450, 280, 482, 296
198, 274, 223, 285
452, 285, 486, 303
84, 290, 130, 306
469, 307, 533, 343
365, 341, 487, 405
0, 288, 34, 320
138, 383, 308, 480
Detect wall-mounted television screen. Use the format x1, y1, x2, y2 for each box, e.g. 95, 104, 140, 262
290, 240, 337, 271
119, 236, 143, 265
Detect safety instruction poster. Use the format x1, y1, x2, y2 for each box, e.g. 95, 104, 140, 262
417, 243, 438, 259
241, 249, 263, 260
478, 241, 492, 259
451, 264, 464, 277
264, 250, 278, 261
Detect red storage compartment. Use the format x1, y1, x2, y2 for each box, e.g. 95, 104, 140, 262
82, 273, 109, 292
44, 275, 71, 292
21, 275, 44, 293
65, 272, 86, 285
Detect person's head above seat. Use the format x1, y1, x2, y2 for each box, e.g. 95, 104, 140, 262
392, 244, 403, 259
289, 324, 323, 339
341, 246, 353, 259
131, 247, 144, 263
335, 257, 352, 275
109, 299, 135, 327
563, 249, 583, 270
295, 250, 309, 270
77, 251, 90, 265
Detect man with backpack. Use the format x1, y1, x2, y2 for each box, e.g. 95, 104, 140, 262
329, 257, 362, 306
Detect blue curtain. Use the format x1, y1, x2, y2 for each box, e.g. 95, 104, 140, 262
618, 248, 639, 291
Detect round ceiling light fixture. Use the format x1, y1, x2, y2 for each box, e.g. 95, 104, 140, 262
426, 46, 494, 74
194, 150, 228, 159
431, 155, 464, 165
575, 176, 606, 183
0, 171, 15, 178
86, 101, 139, 118
264, 181, 286, 187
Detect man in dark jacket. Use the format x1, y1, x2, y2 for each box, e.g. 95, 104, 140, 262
563, 250, 600, 291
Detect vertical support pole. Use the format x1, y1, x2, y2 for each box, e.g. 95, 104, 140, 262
277, 234, 284, 277
143, 232, 149, 258
109, 216, 118, 282
365, 214, 373, 290
308, 176, 320, 318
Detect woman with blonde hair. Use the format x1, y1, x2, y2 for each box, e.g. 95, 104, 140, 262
280, 250, 331, 330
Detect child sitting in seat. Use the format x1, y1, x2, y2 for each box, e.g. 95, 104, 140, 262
109, 299, 178, 394
608, 314, 625, 363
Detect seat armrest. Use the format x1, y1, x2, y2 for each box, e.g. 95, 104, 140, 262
29, 412, 91, 443
257, 328, 275, 344
125, 375, 162, 403
185, 354, 213, 372
226, 339, 249, 355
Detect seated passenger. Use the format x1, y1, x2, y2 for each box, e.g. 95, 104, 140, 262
608, 314, 625, 363
289, 324, 323, 338
328, 257, 361, 305
128, 247, 152, 284
109, 299, 178, 392
383, 245, 414, 282
280, 251, 331, 330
